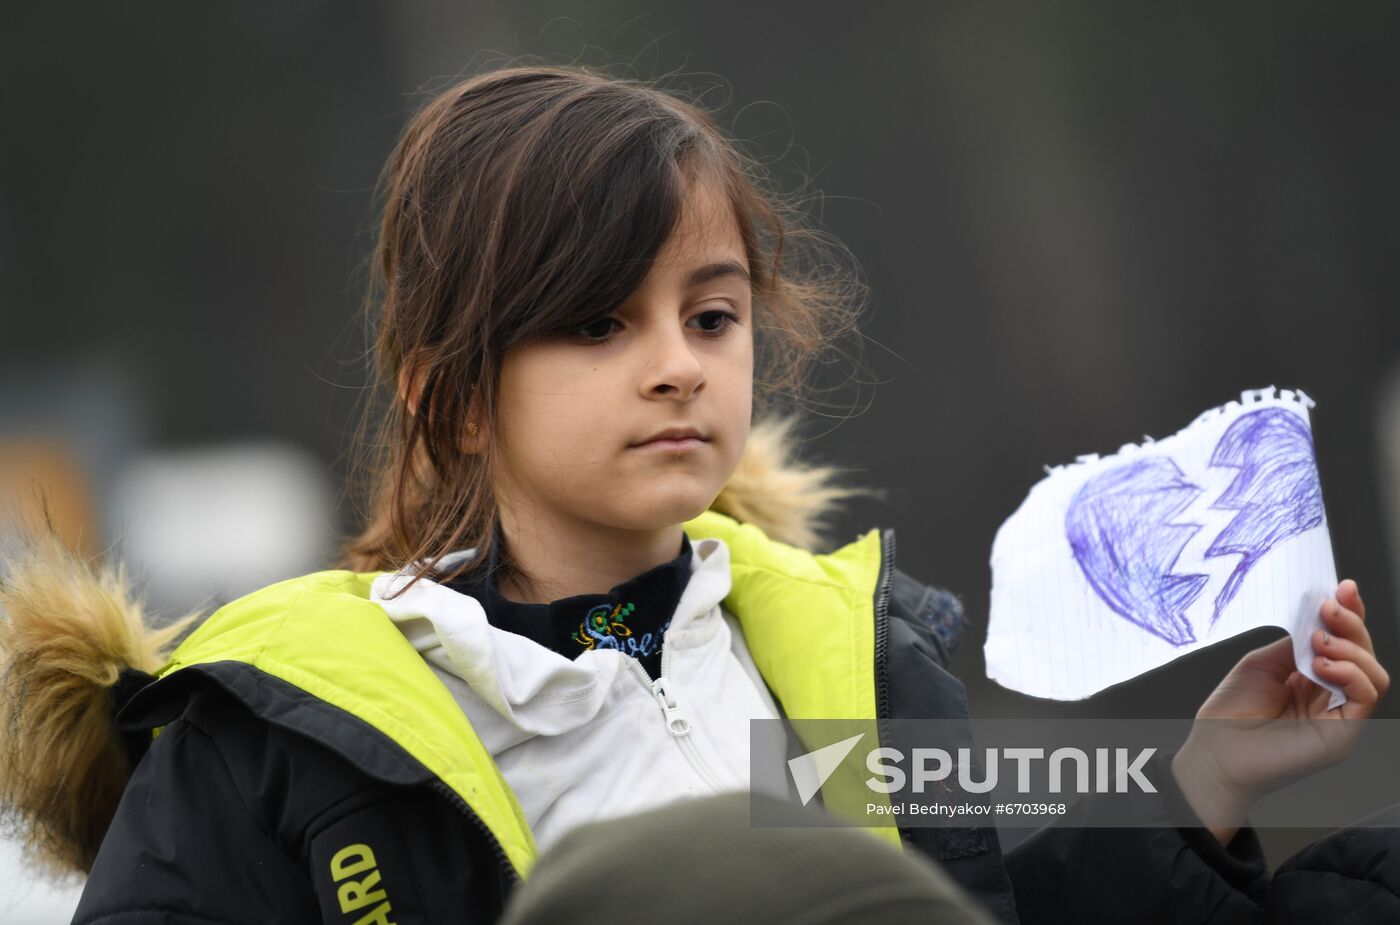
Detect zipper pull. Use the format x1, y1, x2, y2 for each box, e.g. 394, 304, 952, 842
651, 677, 692, 736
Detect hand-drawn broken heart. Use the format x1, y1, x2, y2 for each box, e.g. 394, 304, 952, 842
1065, 407, 1324, 648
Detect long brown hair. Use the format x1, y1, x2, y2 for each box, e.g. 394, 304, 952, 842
334, 63, 870, 598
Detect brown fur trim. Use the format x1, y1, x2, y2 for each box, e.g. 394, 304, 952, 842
710, 412, 883, 552
0, 507, 199, 879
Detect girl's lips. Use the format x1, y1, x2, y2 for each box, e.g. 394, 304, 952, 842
632, 437, 707, 451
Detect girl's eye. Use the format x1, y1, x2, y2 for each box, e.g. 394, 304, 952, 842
575, 316, 621, 343
691, 308, 742, 338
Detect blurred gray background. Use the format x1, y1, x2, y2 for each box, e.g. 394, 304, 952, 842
4, 2, 1399, 907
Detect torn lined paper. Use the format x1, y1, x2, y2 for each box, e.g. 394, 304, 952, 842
986, 386, 1344, 708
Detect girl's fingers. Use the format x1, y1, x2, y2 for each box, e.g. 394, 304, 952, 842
1322, 598, 1374, 655
1337, 579, 1366, 623
1313, 656, 1380, 711
1313, 629, 1391, 697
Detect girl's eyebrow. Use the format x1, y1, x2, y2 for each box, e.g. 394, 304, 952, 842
686, 260, 750, 288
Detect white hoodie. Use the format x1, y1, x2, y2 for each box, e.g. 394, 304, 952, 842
369, 535, 791, 854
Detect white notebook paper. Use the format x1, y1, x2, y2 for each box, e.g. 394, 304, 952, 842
986, 386, 1344, 707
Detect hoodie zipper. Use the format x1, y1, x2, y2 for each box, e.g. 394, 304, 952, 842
652, 676, 727, 791
626, 655, 727, 792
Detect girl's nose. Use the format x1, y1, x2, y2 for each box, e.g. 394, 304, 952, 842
640, 324, 706, 399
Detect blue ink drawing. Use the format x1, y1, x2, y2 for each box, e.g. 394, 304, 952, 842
1065, 457, 1209, 646
1203, 408, 1323, 627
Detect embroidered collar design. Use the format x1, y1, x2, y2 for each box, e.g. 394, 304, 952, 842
572, 600, 667, 658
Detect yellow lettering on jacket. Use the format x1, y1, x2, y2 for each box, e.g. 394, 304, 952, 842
330, 843, 377, 880
329, 843, 396, 924
351, 903, 396, 925
338, 869, 386, 912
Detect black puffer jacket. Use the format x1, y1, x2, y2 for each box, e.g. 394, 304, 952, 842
69, 544, 1399, 925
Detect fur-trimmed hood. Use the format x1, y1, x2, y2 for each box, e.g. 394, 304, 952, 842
0, 412, 874, 879
694, 413, 878, 554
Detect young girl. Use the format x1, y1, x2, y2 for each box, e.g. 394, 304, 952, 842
1, 64, 1391, 924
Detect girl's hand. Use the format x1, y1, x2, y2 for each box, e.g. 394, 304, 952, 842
1169, 579, 1389, 846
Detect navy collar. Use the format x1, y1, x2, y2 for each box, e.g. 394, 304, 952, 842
442, 527, 694, 680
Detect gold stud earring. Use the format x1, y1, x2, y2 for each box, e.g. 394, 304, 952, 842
466, 422, 479, 436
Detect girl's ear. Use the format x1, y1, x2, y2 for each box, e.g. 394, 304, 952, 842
398, 358, 488, 456
461, 385, 487, 456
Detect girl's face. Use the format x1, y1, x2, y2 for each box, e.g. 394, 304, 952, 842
491, 176, 754, 537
